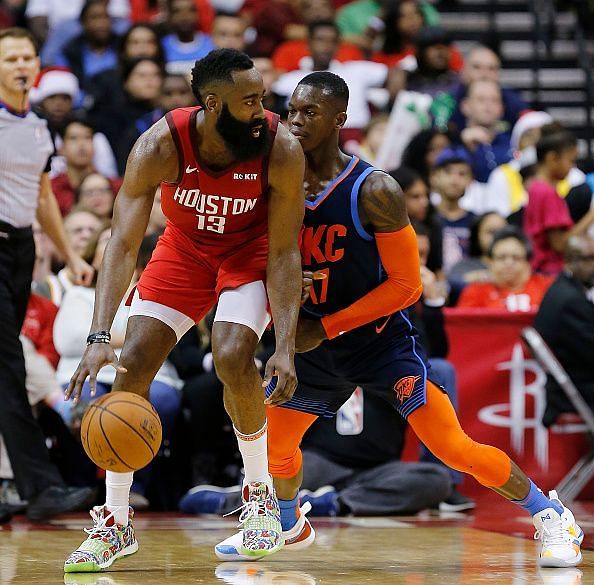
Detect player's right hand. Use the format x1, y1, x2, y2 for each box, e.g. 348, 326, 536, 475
64, 344, 127, 404
301, 270, 327, 303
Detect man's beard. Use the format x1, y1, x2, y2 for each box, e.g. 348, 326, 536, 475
216, 103, 271, 162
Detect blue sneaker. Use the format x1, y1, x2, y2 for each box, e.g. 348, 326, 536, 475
298, 486, 338, 517
179, 485, 241, 514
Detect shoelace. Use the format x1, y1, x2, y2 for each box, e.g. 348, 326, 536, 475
225, 498, 268, 528
534, 519, 571, 547
84, 507, 122, 540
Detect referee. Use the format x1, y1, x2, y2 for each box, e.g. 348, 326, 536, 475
0, 28, 95, 523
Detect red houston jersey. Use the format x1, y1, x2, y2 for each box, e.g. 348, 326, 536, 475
160, 107, 280, 246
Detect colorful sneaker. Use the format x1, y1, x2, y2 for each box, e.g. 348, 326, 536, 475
533, 491, 584, 568
215, 481, 282, 561
282, 501, 315, 551
63, 506, 138, 573
298, 486, 338, 517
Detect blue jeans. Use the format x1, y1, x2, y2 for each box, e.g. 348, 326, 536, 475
419, 358, 462, 486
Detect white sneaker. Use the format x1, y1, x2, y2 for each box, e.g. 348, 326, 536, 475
533, 491, 584, 568
539, 568, 583, 585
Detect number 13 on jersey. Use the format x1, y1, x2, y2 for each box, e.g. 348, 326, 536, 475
197, 214, 226, 234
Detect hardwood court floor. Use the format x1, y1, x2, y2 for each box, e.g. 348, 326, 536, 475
1, 498, 592, 585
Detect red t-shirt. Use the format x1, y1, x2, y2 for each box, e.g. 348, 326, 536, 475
524, 179, 573, 275
272, 40, 364, 72
51, 173, 76, 217
21, 292, 60, 369
129, 0, 214, 31
457, 274, 553, 312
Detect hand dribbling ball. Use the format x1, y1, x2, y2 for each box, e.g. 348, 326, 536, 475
81, 392, 162, 472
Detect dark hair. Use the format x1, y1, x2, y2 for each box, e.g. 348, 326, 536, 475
389, 165, 424, 192
118, 23, 165, 71
401, 128, 453, 180
191, 48, 253, 107
0, 27, 39, 55
488, 226, 532, 260
411, 219, 430, 238
121, 56, 164, 84
63, 116, 95, 136
307, 19, 339, 39
297, 71, 349, 110
536, 129, 577, 163
80, 0, 108, 23
469, 211, 503, 258
382, 0, 424, 54
137, 232, 161, 272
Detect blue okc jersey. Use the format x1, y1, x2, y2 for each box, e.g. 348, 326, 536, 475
301, 156, 413, 344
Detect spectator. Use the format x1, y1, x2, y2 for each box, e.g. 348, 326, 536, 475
211, 12, 249, 52
405, 26, 460, 98
487, 117, 587, 220
241, 0, 303, 58
271, 0, 364, 74
337, 0, 440, 53
401, 127, 452, 183
524, 130, 594, 274
390, 165, 443, 274
146, 188, 167, 237
438, 45, 528, 134
374, 0, 462, 70
448, 211, 507, 292
31, 69, 118, 179
129, 0, 214, 31
56, 0, 122, 88
534, 235, 594, 427
119, 72, 196, 170
349, 113, 389, 164
50, 119, 97, 216
117, 22, 166, 69
26, 0, 129, 66
273, 20, 389, 138
53, 227, 183, 508
431, 146, 476, 273
162, 0, 216, 75
252, 57, 281, 112
459, 79, 512, 183
77, 172, 116, 222
457, 226, 553, 311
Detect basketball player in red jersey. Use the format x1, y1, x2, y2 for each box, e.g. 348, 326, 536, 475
63, 49, 305, 573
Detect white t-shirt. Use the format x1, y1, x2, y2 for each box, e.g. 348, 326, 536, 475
26, 0, 129, 30
272, 59, 388, 129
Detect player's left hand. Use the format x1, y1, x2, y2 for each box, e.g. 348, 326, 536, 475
263, 350, 297, 406
67, 254, 95, 286
295, 318, 327, 353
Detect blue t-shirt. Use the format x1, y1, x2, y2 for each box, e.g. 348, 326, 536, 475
162, 33, 216, 75
471, 132, 512, 183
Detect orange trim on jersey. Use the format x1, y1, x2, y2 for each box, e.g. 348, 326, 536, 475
321, 224, 422, 340
305, 156, 360, 211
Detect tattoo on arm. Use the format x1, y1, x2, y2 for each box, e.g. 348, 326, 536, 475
358, 172, 409, 233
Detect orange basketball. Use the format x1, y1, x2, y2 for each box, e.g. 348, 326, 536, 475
80, 392, 162, 472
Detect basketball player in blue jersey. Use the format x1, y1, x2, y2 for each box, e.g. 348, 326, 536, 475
215, 71, 584, 570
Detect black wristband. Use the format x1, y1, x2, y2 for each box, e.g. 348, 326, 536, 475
86, 331, 111, 345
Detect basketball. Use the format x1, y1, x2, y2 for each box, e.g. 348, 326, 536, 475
80, 392, 162, 472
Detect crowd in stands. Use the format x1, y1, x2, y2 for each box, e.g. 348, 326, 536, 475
0, 0, 593, 516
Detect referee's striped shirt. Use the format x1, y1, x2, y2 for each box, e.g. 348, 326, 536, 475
0, 105, 54, 228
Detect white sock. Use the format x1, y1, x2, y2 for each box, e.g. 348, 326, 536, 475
234, 422, 270, 486
105, 471, 133, 525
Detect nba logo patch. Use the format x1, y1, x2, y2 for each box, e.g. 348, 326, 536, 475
394, 375, 421, 403
336, 387, 364, 435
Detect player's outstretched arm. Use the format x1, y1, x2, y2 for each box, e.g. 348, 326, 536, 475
263, 123, 305, 406
318, 173, 423, 341
65, 119, 179, 402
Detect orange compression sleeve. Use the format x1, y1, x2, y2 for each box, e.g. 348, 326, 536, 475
321, 223, 423, 340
